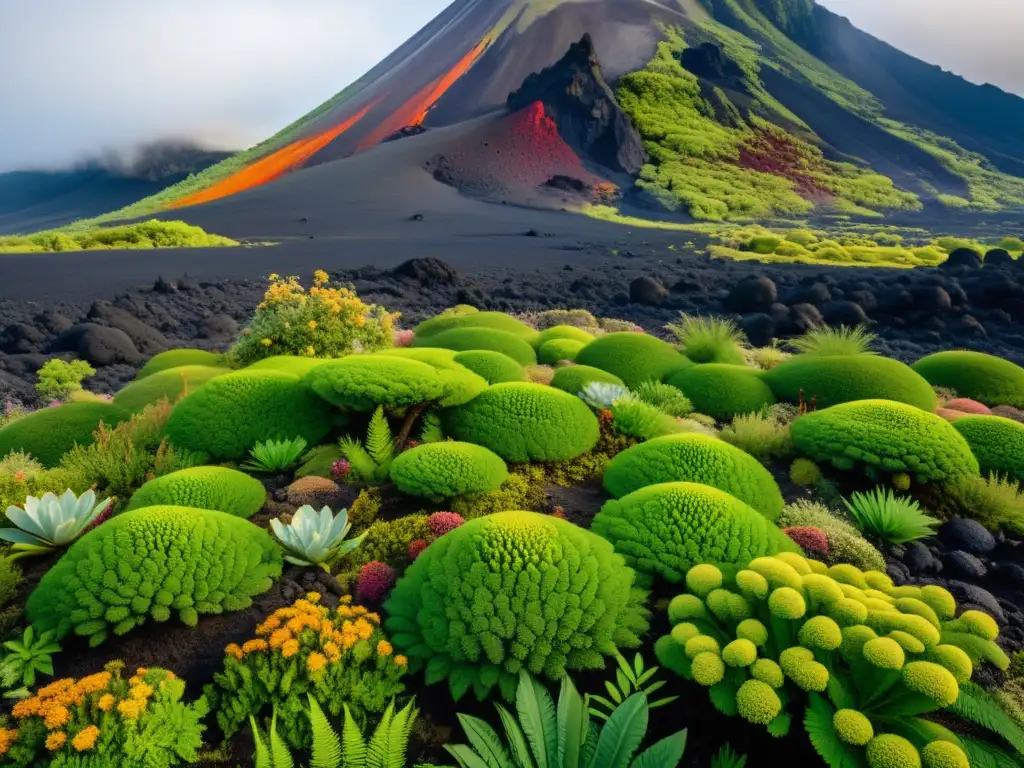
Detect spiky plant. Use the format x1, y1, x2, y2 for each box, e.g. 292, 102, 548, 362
585, 651, 677, 722
665, 314, 746, 365
842, 487, 940, 544
241, 436, 309, 473
339, 406, 394, 484
788, 325, 878, 356
710, 745, 747, 768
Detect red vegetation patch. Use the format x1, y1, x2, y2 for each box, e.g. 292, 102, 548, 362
944, 398, 992, 415
737, 131, 835, 204
169, 100, 379, 209
783, 525, 829, 558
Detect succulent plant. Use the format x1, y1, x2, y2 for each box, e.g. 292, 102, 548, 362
579, 381, 629, 410
0, 489, 112, 557
269, 504, 365, 568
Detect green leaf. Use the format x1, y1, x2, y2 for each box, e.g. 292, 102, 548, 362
456, 714, 513, 768
766, 710, 791, 739
605, 680, 624, 704
959, 736, 1024, 768
517, 672, 555, 768
708, 682, 738, 717
251, 716, 272, 768
341, 703, 368, 768
629, 729, 687, 768
269, 711, 295, 768
591, 693, 649, 768
556, 675, 587, 768
803, 693, 866, 768
495, 703, 536, 768
949, 682, 1024, 754
632, 654, 644, 680
445, 744, 497, 768
709, 744, 747, 768
616, 669, 631, 696
307, 695, 342, 768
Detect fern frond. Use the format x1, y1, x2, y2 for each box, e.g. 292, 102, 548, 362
340, 436, 378, 482
366, 699, 397, 768
710, 744, 748, 768
269, 711, 295, 768
950, 682, 1024, 754
250, 716, 272, 768
308, 695, 343, 768
341, 703, 368, 768
385, 701, 418, 768
959, 735, 1024, 768
366, 406, 395, 467
420, 412, 444, 443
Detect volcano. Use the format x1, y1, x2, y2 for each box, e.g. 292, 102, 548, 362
24, 0, 1024, 234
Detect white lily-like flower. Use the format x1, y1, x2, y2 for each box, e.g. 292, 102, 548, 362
0, 489, 111, 557
269, 504, 366, 569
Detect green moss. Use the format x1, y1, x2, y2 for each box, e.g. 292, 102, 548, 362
113, 365, 230, 412
0, 402, 130, 468
245, 355, 330, 376
414, 327, 538, 366
389, 442, 508, 500
137, 349, 225, 379
413, 311, 536, 340
550, 364, 626, 394
951, 416, 1024, 480
538, 338, 586, 365
452, 350, 525, 384
765, 355, 937, 410
0, 220, 238, 252
575, 332, 692, 388
125, 466, 267, 517
913, 351, 1024, 408
666, 364, 776, 421
531, 325, 596, 350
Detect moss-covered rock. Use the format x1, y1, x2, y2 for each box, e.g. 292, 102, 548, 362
136, 348, 224, 379
389, 442, 508, 500
765, 355, 937, 410
0, 402, 130, 468
550, 364, 626, 395
575, 333, 692, 388
452, 350, 524, 384
531, 325, 595, 351
245, 355, 329, 376
113, 365, 229, 412
413, 311, 536, 340
125, 466, 267, 517
538, 338, 586, 365
951, 415, 1024, 480
667, 364, 776, 421
913, 350, 1024, 408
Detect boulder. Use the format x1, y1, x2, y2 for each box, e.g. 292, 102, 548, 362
87, 301, 167, 356
48, 323, 141, 366
821, 300, 868, 327
391, 257, 460, 287
984, 248, 1013, 267
741, 313, 775, 348
0, 323, 47, 354
198, 314, 240, 340
724, 275, 777, 313
942, 551, 987, 580
940, 248, 983, 270
938, 518, 996, 555
629, 276, 668, 305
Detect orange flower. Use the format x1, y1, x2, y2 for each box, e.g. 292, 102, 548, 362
224, 643, 244, 660
0, 728, 18, 757
376, 640, 393, 657
44, 707, 71, 729
46, 731, 67, 751
395, 655, 408, 666
269, 628, 293, 649
281, 639, 300, 658
323, 642, 341, 663
242, 639, 269, 654
72, 725, 100, 752
97, 694, 115, 712
306, 652, 328, 674
353, 618, 374, 640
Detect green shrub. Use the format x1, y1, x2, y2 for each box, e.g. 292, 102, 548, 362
35, 358, 96, 402
592, 482, 798, 584
389, 442, 508, 500
912, 350, 1024, 408
952, 415, 1024, 480
533, 309, 599, 331
384, 510, 649, 700
452, 350, 524, 383
765, 355, 937, 410
666, 364, 776, 421
531, 324, 595, 350
413, 311, 536, 340
414, 327, 538, 366
575, 333, 692, 388
719, 412, 794, 464
245, 355, 328, 376
537, 338, 586, 365
603, 434, 784, 519
113, 365, 229, 412
125, 466, 267, 517
790, 400, 979, 483
947, 473, 1024, 535
550, 364, 625, 394
665, 315, 747, 365
609, 398, 690, 440
842, 487, 940, 544
632, 380, 693, 417
0, 402, 130, 468
137, 348, 225, 379
788, 326, 878, 357
165, 371, 334, 461
442, 382, 599, 462
27, 505, 282, 644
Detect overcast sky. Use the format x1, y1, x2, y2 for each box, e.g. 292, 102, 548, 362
0, 0, 1020, 173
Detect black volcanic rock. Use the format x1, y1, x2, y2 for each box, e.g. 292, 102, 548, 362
985, 248, 1013, 267
391, 257, 460, 287
940, 248, 983, 270
724, 275, 777, 313
48, 323, 141, 366
629, 276, 668, 305
507, 34, 646, 174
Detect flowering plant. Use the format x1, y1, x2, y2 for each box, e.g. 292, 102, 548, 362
1, 663, 206, 767
205, 593, 407, 751
231, 271, 399, 364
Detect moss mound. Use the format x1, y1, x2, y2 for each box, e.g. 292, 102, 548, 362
307, 355, 444, 410
575, 333, 691, 388
113, 365, 229, 412
951, 415, 1024, 480
413, 327, 537, 366
765, 354, 937, 410
165, 371, 334, 460
245, 355, 329, 376
912, 350, 1024, 408
136, 348, 224, 379
413, 311, 536, 340
790, 399, 979, 483
452, 350, 524, 384
0, 402, 129, 468
531, 325, 595, 350
666, 364, 776, 421
442, 382, 599, 462
551, 365, 626, 394
389, 441, 508, 499
603, 433, 784, 520
591, 482, 799, 583
125, 466, 267, 517
538, 338, 586, 365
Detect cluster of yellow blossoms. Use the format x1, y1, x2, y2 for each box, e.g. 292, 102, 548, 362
223, 593, 407, 674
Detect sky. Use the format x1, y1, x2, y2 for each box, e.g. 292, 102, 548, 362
0, 0, 1021, 173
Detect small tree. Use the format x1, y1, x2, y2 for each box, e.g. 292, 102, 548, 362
35, 359, 95, 402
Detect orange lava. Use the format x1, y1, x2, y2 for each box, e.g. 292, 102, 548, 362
169, 100, 379, 209
356, 37, 489, 151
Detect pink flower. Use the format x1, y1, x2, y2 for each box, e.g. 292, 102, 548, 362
407, 539, 429, 561
355, 561, 396, 604
782, 526, 829, 558
944, 398, 991, 415
83, 500, 115, 534
427, 511, 465, 538
330, 459, 351, 480
393, 330, 415, 348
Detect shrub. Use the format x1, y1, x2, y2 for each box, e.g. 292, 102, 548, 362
945, 398, 991, 415
35, 359, 95, 402
632, 380, 693, 417
575, 332, 692, 388
137, 348, 224, 379
551, 364, 625, 394
789, 458, 822, 487
124, 466, 266, 517
720, 412, 794, 464
608, 398, 690, 440
5, 666, 206, 767
777, 500, 885, 571
442, 382, 599, 462
533, 309, 599, 331
948, 473, 1024, 535
666, 364, 776, 421
245, 355, 328, 376
765, 355, 937, 410
384, 511, 648, 700
414, 327, 537, 366
665, 314, 747, 365
951, 415, 1024, 480
428, 511, 466, 537
165, 371, 335, 460
537, 338, 586, 364
28, 506, 281, 644
413, 310, 536, 340
842, 487, 940, 544
592, 482, 798, 584
790, 400, 979, 483
912, 350, 1024, 408
784, 526, 829, 558
112, 365, 229, 412
207, 594, 407, 751
0, 402, 130, 468
788, 325, 878, 357
389, 441, 508, 500
232, 271, 397, 364
603, 434, 784, 519
452, 350, 524, 383
531, 324, 595, 350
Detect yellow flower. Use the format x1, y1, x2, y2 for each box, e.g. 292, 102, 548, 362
256, 616, 281, 635
224, 643, 244, 660
72, 725, 100, 752
308, 320, 318, 329
323, 642, 341, 663
268, 273, 280, 281
377, 640, 393, 657
117, 699, 144, 720
44, 707, 71, 729
269, 628, 293, 649
314, 270, 329, 285
260, 338, 273, 347
282, 639, 300, 658
97, 694, 115, 712
395, 655, 408, 666
307, 652, 328, 674
353, 618, 375, 640
130, 682, 154, 701
46, 731, 67, 751
306, 592, 322, 603
306, 345, 316, 357
242, 639, 269, 654
0, 727, 18, 757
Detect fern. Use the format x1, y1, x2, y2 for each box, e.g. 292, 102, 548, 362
309, 696, 342, 768
949, 682, 1024, 755
366, 406, 395, 468
959, 735, 1024, 768
420, 413, 444, 443
342, 703, 368, 767
803, 693, 865, 768
710, 744, 748, 768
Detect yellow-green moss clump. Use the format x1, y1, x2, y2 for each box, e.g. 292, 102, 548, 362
575, 333, 692, 388
666, 364, 776, 421
414, 327, 537, 366
125, 466, 267, 518
0, 402, 129, 468
136, 348, 225, 378
766, 355, 937, 411
389, 442, 508, 500
113, 365, 229, 412
0, 220, 238, 253
951, 415, 1024, 480
913, 350, 1024, 408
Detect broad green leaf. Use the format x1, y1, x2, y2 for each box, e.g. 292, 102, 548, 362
446, 744, 497, 768
629, 729, 687, 768
591, 693, 648, 768
517, 672, 554, 768
556, 676, 586, 768
457, 714, 513, 768
496, 703, 536, 768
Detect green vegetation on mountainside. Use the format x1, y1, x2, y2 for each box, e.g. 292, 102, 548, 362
0, 220, 238, 253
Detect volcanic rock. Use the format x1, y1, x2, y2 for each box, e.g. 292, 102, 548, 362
946, 581, 1006, 624
939, 518, 996, 555
787, 303, 824, 333
0, 323, 47, 354
741, 313, 775, 347
198, 314, 240, 340
903, 542, 941, 575
34, 311, 73, 335
940, 248, 983, 270
391, 257, 460, 287
48, 323, 142, 366
821, 300, 868, 326
910, 285, 952, 312
507, 34, 646, 174
86, 301, 168, 356
629, 276, 668, 305
679, 42, 746, 87
943, 551, 987, 580
984, 248, 1013, 267
724, 275, 777, 313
